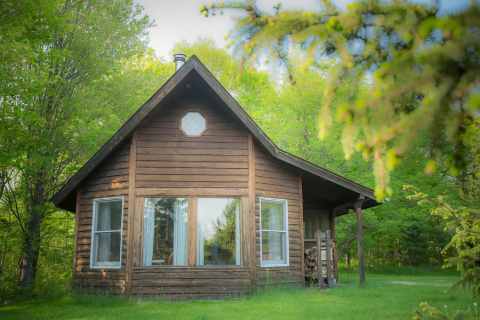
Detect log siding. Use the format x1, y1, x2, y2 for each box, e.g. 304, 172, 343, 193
254, 144, 304, 287
72, 102, 307, 296
74, 141, 130, 294
129, 101, 253, 296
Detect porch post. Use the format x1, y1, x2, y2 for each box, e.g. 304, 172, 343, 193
315, 218, 324, 288
354, 195, 365, 286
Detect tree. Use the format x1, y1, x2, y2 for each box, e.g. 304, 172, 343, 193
201, 0, 480, 201
254, 63, 452, 270
407, 185, 480, 296
0, 0, 151, 292
172, 38, 276, 122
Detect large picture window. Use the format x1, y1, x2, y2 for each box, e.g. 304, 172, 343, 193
143, 198, 188, 266
260, 198, 288, 267
197, 198, 240, 266
91, 197, 124, 268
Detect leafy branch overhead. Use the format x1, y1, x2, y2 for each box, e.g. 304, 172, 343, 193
202, 0, 480, 200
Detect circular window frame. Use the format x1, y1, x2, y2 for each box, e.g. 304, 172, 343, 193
179, 110, 208, 137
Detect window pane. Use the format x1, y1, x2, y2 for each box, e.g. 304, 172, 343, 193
143, 198, 188, 266
261, 200, 285, 230
197, 198, 240, 266
181, 112, 206, 136
261, 231, 286, 264
94, 232, 121, 264
96, 200, 122, 231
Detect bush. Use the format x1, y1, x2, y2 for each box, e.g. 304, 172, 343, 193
414, 302, 479, 320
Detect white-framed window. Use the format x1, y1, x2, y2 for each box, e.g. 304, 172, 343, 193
143, 197, 188, 266
90, 197, 124, 269
180, 112, 206, 136
259, 197, 289, 267
197, 198, 241, 266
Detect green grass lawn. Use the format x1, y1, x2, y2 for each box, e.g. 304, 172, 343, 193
1, 272, 477, 320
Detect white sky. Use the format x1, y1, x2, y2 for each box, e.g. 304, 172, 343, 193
135, 0, 473, 60
135, 0, 345, 59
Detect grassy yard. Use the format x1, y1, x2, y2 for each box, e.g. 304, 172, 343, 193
1, 272, 477, 320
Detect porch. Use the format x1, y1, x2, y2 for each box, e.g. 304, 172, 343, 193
300, 172, 376, 288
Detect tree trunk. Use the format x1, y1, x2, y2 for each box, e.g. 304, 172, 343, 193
18, 181, 45, 291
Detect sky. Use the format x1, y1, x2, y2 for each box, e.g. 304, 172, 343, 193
135, 0, 474, 60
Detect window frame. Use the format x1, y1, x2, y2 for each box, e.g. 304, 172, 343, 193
259, 197, 289, 268
180, 111, 207, 137
142, 197, 189, 266
90, 196, 124, 269
196, 197, 242, 267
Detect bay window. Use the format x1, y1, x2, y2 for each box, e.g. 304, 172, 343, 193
141, 197, 242, 267
260, 198, 289, 267
91, 197, 124, 268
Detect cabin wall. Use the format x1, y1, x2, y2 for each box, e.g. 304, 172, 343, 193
130, 101, 253, 297
72, 100, 308, 296
74, 141, 130, 294
254, 144, 304, 287
134, 102, 249, 192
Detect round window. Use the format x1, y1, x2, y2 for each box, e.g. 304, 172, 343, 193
180, 112, 206, 136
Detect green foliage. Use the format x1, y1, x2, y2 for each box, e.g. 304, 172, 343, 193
203, 0, 480, 201
244, 63, 452, 269
407, 186, 480, 297
172, 39, 276, 123
71, 50, 174, 157
414, 301, 480, 320
0, 0, 152, 294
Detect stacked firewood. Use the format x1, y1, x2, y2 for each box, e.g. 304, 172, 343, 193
304, 246, 318, 284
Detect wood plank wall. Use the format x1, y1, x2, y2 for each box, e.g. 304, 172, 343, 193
130, 102, 252, 297
74, 141, 130, 294
254, 144, 304, 287
73, 100, 309, 296
135, 103, 249, 193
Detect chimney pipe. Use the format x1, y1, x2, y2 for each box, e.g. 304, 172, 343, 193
174, 53, 186, 70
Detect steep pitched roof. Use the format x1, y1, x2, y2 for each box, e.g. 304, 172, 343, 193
53, 56, 378, 212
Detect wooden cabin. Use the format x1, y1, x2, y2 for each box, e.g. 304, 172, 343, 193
53, 55, 379, 298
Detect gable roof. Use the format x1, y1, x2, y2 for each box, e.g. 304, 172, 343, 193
53, 55, 378, 212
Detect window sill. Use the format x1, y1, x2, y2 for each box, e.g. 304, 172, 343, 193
90, 265, 122, 270
260, 263, 289, 268
134, 265, 247, 270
